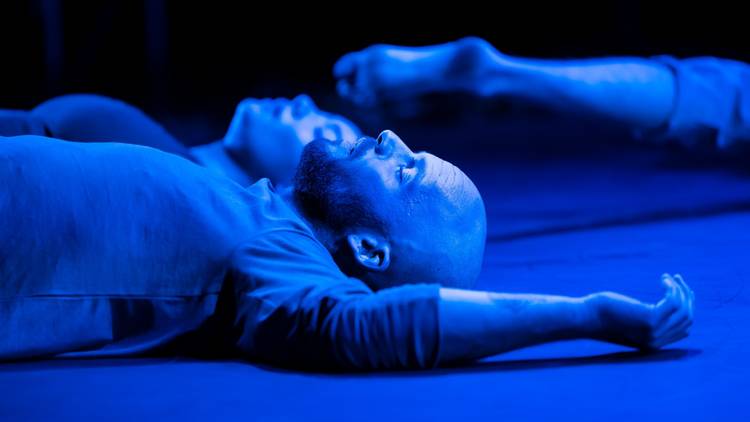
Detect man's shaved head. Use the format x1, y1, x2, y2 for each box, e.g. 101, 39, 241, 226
294, 130, 486, 290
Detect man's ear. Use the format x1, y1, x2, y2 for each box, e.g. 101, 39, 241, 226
346, 232, 391, 272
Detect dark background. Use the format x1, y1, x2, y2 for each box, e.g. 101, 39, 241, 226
1, 1, 747, 145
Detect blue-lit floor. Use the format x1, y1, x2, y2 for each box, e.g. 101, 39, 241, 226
1, 134, 748, 421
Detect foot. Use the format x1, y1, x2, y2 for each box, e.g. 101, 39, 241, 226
333, 37, 497, 107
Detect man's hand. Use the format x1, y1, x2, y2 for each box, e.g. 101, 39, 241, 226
585, 273, 694, 350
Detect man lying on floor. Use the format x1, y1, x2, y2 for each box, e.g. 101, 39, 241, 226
0, 130, 693, 370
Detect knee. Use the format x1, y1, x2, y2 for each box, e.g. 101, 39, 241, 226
30, 94, 149, 139
32, 94, 131, 118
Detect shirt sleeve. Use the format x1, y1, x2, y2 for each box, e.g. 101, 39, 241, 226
227, 229, 443, 371
640, 55, 750, 151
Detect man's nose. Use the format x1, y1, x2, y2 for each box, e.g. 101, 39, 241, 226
376, 130, 413, 156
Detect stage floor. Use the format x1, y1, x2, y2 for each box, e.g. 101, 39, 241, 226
1, 138, 749, 421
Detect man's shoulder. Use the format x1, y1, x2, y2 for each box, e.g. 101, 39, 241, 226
242, 180, 318, 236
227, 225, 372, 299
230, 226, 328, 266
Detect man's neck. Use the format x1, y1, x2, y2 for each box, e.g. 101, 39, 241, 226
283, 187, 337, 252
189, 140, 253, 186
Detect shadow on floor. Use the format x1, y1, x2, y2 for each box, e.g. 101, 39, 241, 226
0, 348, 701, 376
253, 347, 702, 378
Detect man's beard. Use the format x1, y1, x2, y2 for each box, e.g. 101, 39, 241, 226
292, 140, 382, 232
293, 140, 342, 224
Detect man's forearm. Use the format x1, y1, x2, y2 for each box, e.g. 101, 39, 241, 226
437, 273, 694, 365
437, 288, 594, 363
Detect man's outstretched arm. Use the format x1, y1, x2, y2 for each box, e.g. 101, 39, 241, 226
438, 273, 693, 364
232, 233, 693, 370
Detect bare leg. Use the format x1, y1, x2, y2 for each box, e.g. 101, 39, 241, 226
334, 37, 674, 132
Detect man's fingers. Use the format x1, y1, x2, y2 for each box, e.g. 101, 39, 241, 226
655, 275, 680, 323
670, 273, 694, 304
653, 273, 696, 338
660, 273, 676, 292
673, 316, 694, 336
652, 330, 689, 349
657, 321, 691, 347
666, 273, 694, 324
652, 273, 694, 343
654, 307, 686, 337
674, 274, 695, 303
651, 323, 690, 349
654, 307, 692, 338
654, 298, 679, 327
660, 273, 678, 300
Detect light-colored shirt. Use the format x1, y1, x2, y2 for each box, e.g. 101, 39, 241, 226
0, 136, 441, 370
